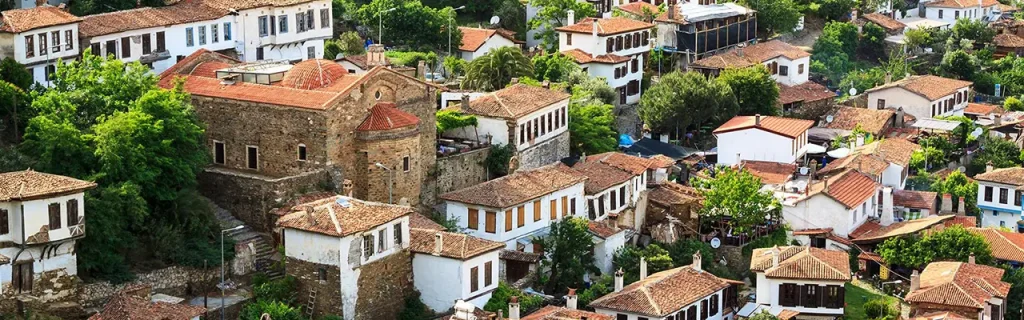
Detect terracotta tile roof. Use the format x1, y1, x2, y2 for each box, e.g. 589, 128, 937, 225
647, 182, 702, 206
792, 228, 833, 236
906, 261, 1010, 309
971, 228, 1024, 263
195, 0, 321, 11
78, 1, 228, 37
89, 286, 206, 320
823, 107, 894, 135
500, 249, 542, 262
926, 0, 1000, 8
157, 48, 240, 81
713, 115, 814, 139
858, 251, 884, 263
851, 215, 954, 243
0, 6, 82, 33
178, 76, 342, 110
692, 40, 810, 69
458, 84, 570, 120
999, 3, 1018, 11
749, 246, 851, 281
778, 82, 837, 105
0, 170, 97, 202
588, 220, 626, 239
799, 169, 879, 209
440, 163, 586, 209
523, 306, 613, 320
408, 229, 503, 260
571, 161, 635, 194
409, 213, 445, 230
458, 27, 516, 52
860, 13, 907, 32
616, 2, 660, 17
589, 265, 734, 317
555, 17, 654, 36
865, 75, 972, 101
859, 138, 921, 168
277, 196, 413, 237
819, 153, 889, 177
280, 59, 349, 90
995, 33, 1024, 48
740, 160, 796, 185
189, 61, 231, 78
965, 103, 1004, 116
649, 155, 676, 168
778, 310, 800, 320
910, 311, 973, 320
587, 152, 653, 175
974, 167, 1024, 186
944, 215, 977, 228
894, 190, 937, 210
561, 48, 631, 65
355, 102, 420, 132
849, 220, 882, 239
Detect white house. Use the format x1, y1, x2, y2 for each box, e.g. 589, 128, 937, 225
745, 246, 851, 319
974, 167, 1024, 229
916, 0, 1001, 25
77, 1, 236, 74
690, 40, 812, 86
905, 261, 1010, 319
819, 139, 921, 189
556, 13, 653, 105
0, 5, 82, 86
713, 115, 815, 166
893, 190, 938, 221
408, 225, 504, 312
440, 163, 587, 250
201, 0, 333, 62
277, 195, 413, 320
781, 169, 882, 239
865, 75, 973, 120
589, 220, 628, 275
590, 254, 741, 320
568, 152, 652, 220
445, 84, 571, 170
457, 27, 519, 61
0, 170, 96, 302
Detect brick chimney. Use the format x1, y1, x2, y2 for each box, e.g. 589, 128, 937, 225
969, 254, 976, 264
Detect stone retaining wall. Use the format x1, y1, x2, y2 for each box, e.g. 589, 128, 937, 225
80, 266, 219, 309
436, 147, 491, 195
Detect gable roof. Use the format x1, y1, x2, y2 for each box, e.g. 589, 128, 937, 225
965, 103, 1004, 116
616, 2, 660, 17
691, 40, 811, 69
408, 229, 503, 260
356, 102, 420, 132
972, 228, 1024, 263
561, 48, 631, 65
749, 246, 852, 281
570, 161, 634, 194
589, 220, 627, 239
277, 196, 413, 237
818, 153, 890, 177
926, 0, 1000, 8
865, 75, 972, 101
456, 84, 570, 119
586, 152, 653, 175
860, 13, 907, 32
89, 286, 207, 320
974, 167, 1024, 186
859, 138, 921, 168
778, 82, 837, 105
0, 6, 82, 33
994, 33, 1024, 48
0, 170, 97, 202
458, 27, 517, 52
798, 169, 879, 209
823, 107, 895, 136
851, 215, 955, 243
713, 115, 814, 139
893, 190, 938, 210
79, 1, 228, 37
647, 182, 703, 207
589, 265, 737, 317
555, 17, 654, 36
192, 0, 321, 11
523, 306, 614, 320
440, 163, 586, 208
905, 261, 1010, 309
740, 160, 797, 185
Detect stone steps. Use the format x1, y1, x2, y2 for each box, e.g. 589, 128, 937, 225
207, 197, 283, 280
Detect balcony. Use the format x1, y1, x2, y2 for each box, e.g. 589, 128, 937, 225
140, 50, 171, 64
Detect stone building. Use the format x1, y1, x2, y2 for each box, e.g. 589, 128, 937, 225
158, 49, 440, 231
905, 261, 1010, 319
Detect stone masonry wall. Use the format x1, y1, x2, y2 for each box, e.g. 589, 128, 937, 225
519, 130, 570, 171
79, 266, 219, 309
354, 128, 423, 206
199, 169, 331, 232
355, 250, 414, 320
436, 147, 491, 195
287, 257, 344, 318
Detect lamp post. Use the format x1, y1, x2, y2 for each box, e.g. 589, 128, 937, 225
375, 163, 393, 204
448, 6, 466, 55
220, 225, 244, 320
377, 7, 398, 45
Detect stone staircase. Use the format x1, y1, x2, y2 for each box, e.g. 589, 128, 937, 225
210, 199, 284, 280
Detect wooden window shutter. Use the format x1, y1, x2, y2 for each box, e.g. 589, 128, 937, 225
505, 210, 513, 231
562, 196, 569, 217
484, 261, 493, 286
470, 266, 479, 292
550, 199, 557, 220
468, 208, 479, 230
517, 206, 525, 227
533, 201, 541, 222
485, 211, 496, 233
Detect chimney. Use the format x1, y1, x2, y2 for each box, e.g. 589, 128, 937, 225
566, 288, 578, 310
668, 3, 676, 20
855, 134, 865, 147
969, 254, 976, 264
433, 232, 444, 255
884, 72, 893, 84
737, 44, 744, 57
304, 206, 316, 225
755, 114, 762, 126
567, 10, 576, 26
640, 257, 648, 280
986, 161, 994, 173
366, 44, 388, 67
508, 296, 520, 320
910, 270, 920, 292
614, 269, 624, 292
995, 114, 1003, 126
510, 78, 519, 84
824, 178, 830, 193
941, 193, 953, 212
542, 80, 551, 89
957, 197, 966, 214
771, 246, 781, 268
692, 252, 703, 272
592, 19, 600, 54
461, 94, 471, 108
881, 187, 895, 226
342, 179, 354, 197
895, 107, 905, 128
417, 60, 427, 80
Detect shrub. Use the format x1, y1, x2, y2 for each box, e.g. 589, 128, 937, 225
253, 275, 299, 305
483, 282, 544, 316
239, 300, 303, 320
863, 298, 898, 320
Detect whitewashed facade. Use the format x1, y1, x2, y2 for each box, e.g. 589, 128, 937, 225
0, 6, 81, 86
234, 0, 332, 62
557, 14, 653, 105
975, 167, 1024, 229
865, 76, 972, 121
713, 115, 814, 166
412, 246, 500, 311
917, 0, 1001, 25
81, 12, 236, 74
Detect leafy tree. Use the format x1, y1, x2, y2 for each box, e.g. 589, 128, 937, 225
539, 217, 597, 294
568, 70, 617, 105
904, 27, 932, 52
568, 92, 618, 155
860, 22, 887, 59
864, 298, 900, 320
750, 311, 780, 320
239, 300, 303, 320
691, 166, 779, 234
527, 0, 597, 50
968, 136, 1022, 175
484, 282, 544, 315
1004, 267, 1024, 320
0, 80, 30, 142
494, 0, 528, 38
951, 18, 996, 45
613, 244, 674, 284
931, 170, 979, 215
578, 274, 613, 309
485, 143, 514, 177
639, 71, 738, 135
0, 57, 32, 90
822, 21, 859, 57
463, 47, 534, 91
354, 0, 461, 50
443, 55, 467, 78
326, 31, 366, 59
325, 40, 344, 61
662, 240, 713, 267
397, 291, 435, 320
69, 0, 166, 16
1005, 96, 1024, 111
876, 225, 991, 268
715, 66, 780, 116
532, 52, 581, 83
818, 0, 857, 21
909, 146, 945, 173
994, 55, 1024, 97
839, 68, 887, 97
940, 50, 980, 80
741, 0, 801, 37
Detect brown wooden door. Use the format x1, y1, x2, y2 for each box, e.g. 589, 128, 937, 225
13, 262, 32, 293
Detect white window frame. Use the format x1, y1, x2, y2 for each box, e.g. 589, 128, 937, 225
297, 144, 307, 161
246, 145, 259, 170
213, 140, 226, 165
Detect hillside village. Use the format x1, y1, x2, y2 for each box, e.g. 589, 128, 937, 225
1, 0, 1024, 319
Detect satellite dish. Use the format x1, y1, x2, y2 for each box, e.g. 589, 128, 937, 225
826, 115, 834, 123
490, 16, 501, 25
710, 237, 721, 249
957, 166, 967, 173
970, 127, 984, 138
848, 87, 858, 96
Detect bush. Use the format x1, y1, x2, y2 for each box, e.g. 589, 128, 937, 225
239, 300, 304, 320
484, 282, 544, 316
397, 291, 435, 320
863, 298, 899, 320
253, 275, 299, 305
742, 226, 790, 257
385, 51, 437, 67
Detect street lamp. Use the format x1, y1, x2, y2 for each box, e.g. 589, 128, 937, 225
377, 7, 398, 45
220, 225, 244, 320
448, 5, 467, 55
375, 162, 393, 204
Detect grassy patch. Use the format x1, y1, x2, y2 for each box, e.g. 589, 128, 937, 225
845, 282, 897, 319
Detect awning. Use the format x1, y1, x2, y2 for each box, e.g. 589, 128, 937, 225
912, 118, 962, 132
798, 143, 827, 155
827, 148, 851, 158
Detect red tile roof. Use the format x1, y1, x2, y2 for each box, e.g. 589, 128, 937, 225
692, 40, 811, 69
906, 262, 1010, 309
749, 246, 851, 281
355, 102, 420, 132
647, 182, 702, 207
616, 2, 660, 16
893, 190, 937, 210
457, 83, 570, 119
458, 27, 517, 52
589, 265, 735, 317
522, 306, 613, 320
587, 152, 653, 175
713, 115, 814, 139
409, 213, 445, 230
408, 229, 504, 260
0, 6, 82, 33
0, 170, 97, 202
972, 228, 1024, 263
974, 167, 1024, 186
189, 61, 231, 78
860, 13, 907, 32
79, 1, 228, 37
818, 153, 890, 177
965, 103, 1004, 115
561, 48, 630, 65
571, 161, 635, 194
440, 163, 586, 209
277, 196, 413, 237
851, 215, 955, 243
280, 59, 349, 90
194, 0, 321, 11
555, 17, 654, 36
792, 228, 833, 236
865, 75, 972, 101
859, 138, 921, 168
740, 160, 796, 185
994, 33, 1024, 48
89, 286, 207, 320
926, 0, 1000, 8
778, 82, 837, 105
801, 169, 879, 209
589, 220, 626, 239
823, 107, 895, 136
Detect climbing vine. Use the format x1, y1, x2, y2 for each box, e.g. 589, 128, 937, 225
436, 110, 478, 134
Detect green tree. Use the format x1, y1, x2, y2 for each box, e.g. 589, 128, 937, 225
539, 217, 598, 294
484, 282, 544, 315
325, 40, 344, 61
741, 0, 801, 37
876, 225, 991, 268
527, 0, 597, 50
1005, 96, 1024, 111
909, 146, 945, 173
532, 52, 581, 83
613, 244, 674, 284
931, 170, 979, 215
904, 27, 932, 52
864, 298, 900, 320
969, 136, 1022, 175
951, 18, 996, 45
397, 291, 435, 320
860, 22, 887, 59
463, 47, 534, 91
568, 93, 618, 155
1004, 267, 1024, 320
443, 55, 467, 78
639, 71, 738, 135
239, 300, 304, 320
355, 0, 461, 50
0, 57, 33, 90
691, 166, 779, 234
494, 0, 528, 38
715, 66, 780, 116
0, 80, 30, 142
940, 49, 980, 80
326, 31, 366, 59
839, 68, 887, 96
821, 21, 859, 57
818, 0, 857, 21
749, 311, 780, 320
